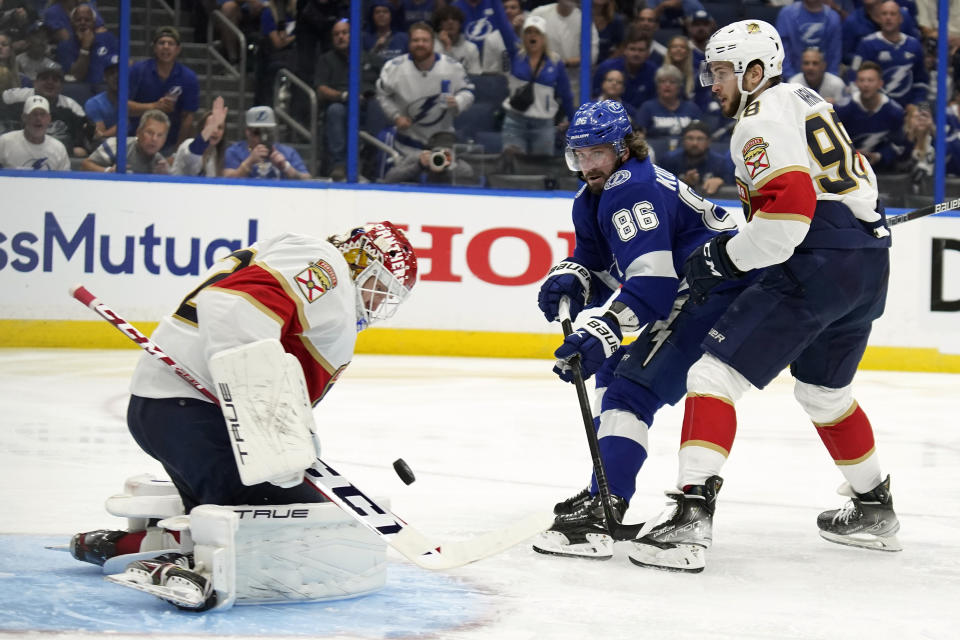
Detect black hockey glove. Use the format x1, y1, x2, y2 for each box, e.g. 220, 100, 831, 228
683, 233, 745, 304
538, 258, 592, 322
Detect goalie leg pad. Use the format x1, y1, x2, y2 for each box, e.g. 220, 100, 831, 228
209, 339, 317, 487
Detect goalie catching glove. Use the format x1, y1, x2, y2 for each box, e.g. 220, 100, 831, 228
683, 233, 745, 304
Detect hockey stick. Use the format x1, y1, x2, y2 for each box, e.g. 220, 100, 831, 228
887, 196, 960, 227
70, 284, 553, 570
558, 298, 641, 540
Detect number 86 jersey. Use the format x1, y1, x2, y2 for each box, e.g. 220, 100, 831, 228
729, 82, 890, 271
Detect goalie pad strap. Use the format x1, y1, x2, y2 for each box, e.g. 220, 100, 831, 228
209, 339, 317, 487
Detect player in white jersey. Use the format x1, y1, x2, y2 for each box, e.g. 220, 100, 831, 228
69, 222, 418, 609
375, 22, 475, 157
629, 20, 900, 573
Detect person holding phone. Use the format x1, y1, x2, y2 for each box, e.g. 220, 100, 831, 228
223, 105, 311, 179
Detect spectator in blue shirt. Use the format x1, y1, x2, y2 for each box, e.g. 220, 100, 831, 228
44, 0, 104, 43
842, 0, 920, 65
83, 54, 117, 143
595, 67, 638, 125
223, 105, 311, 179
592, 29, 658, 109
659, 120, 734, 196
364, 2, 409, 69
635, 64, 702, 143
127, 26, 199, 156
836, 61, 907, 172
56, 3, 117, 85
776, 0, 843, 79
849, 1, 929, 106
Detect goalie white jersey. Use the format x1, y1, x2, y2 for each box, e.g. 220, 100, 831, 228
130, 233, 356, 404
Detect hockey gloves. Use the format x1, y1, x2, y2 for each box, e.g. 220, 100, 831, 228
553, 314, 622, 382
683, 233, 745, 304
538, 259, 593, 322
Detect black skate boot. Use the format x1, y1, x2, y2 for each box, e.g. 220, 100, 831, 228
552, 486, 592, 516
533, 493, 628, 560
70, 529, 129, 566
627, 475, 723, 573
818, 475, 902, 552
109, 552, 217, 612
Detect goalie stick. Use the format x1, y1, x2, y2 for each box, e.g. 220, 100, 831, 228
887, 196, 960, 227
558, 297, 642, 541
70, 284, 552, 570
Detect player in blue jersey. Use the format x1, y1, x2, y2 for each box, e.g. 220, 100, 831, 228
531, 100, 745, 560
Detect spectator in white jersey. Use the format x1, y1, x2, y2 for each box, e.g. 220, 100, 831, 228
171, 96, 228, 177
432, 5, 481, 75
81, 108, 170, 173
530, 0, 599, 99
375, 21, 475, 158
0, 94, 70, 169
789, 47, 850, 106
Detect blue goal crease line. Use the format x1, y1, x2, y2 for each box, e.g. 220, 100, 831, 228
0, 534, 486, 636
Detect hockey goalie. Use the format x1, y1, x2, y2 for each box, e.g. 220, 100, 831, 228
67, 222, 418, 611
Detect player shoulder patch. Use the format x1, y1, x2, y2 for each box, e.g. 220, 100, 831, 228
295, 260, 338, 303
604, 169, 631, 190
741, 136, 770, 180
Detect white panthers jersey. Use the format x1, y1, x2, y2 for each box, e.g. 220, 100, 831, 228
130, 233, 357, 404
375, 53, 475, 147
726, 82, 884, 272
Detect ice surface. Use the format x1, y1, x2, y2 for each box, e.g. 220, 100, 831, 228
1, 349, 957, 639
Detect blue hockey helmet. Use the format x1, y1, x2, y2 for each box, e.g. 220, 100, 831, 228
564, 100, 633, 171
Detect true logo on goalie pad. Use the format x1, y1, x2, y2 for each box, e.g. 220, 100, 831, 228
295, 260, 338, 303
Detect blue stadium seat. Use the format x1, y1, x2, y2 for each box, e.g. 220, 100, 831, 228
702, 2, 743, 28
470, 73, 509, 106
455, 106, 497, 143
741, 3, 782, 25
474, 130, 503, 153
363, 99, 389, 136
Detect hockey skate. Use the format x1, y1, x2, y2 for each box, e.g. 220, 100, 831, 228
627, 475, 723, 573
70, 529, 129, 566
817, 475, 902, 552
532, 492, 627, 560
106, 552, 218, 611
552, 486, 592, 516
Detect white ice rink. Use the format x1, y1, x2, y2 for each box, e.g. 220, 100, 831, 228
1, 348, 958, 639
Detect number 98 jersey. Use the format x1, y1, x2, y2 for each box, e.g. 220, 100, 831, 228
730, 82, 889, 262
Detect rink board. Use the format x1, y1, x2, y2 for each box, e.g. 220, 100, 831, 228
1, 174, 959, 371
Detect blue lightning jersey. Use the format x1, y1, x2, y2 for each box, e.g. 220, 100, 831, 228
835, 93, 907, 170
851, 32, 929, 105
570, 156, 737, 327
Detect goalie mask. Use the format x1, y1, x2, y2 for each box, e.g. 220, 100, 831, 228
329, 222, 418, 331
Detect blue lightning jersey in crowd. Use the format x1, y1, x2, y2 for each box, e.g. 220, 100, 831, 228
835, 92, 907, 170
841, 5, 920, 65
851, 32, 929, 105
570, 155, 737, 326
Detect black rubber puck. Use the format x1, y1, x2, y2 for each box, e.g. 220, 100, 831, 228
393, 458, 416, 485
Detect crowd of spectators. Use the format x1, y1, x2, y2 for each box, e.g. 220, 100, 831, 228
1, 0, 959, 197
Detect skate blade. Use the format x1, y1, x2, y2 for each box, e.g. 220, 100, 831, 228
627, 542, 705, 573
819, 530, 903, 552
531, 531, 614, 560
102, 548, 181, 575
105, 572, 207, 608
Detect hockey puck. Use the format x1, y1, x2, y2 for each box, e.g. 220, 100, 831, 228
393, 458, 416, 485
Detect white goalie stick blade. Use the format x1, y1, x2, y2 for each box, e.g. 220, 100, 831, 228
105, 572, 208, 609
303, 459, 554, 570
627, 541, 706, 573
818, 530, 903, 552
531, 530, 615, 560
